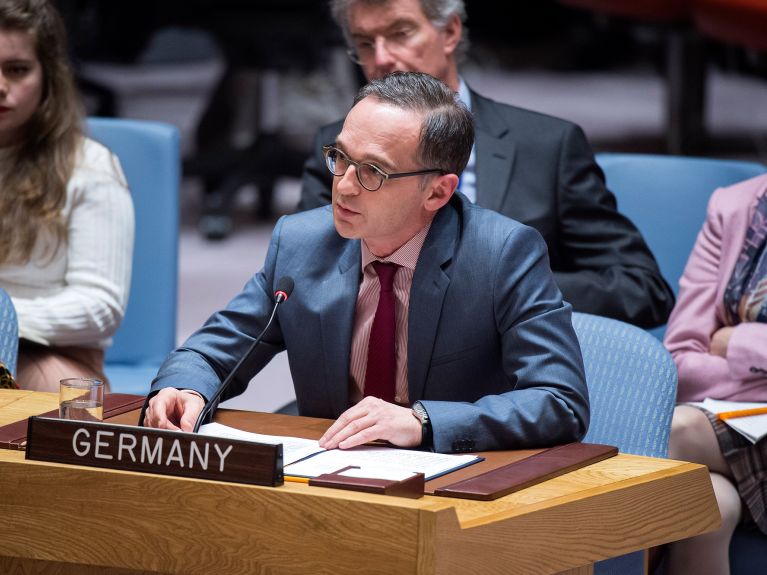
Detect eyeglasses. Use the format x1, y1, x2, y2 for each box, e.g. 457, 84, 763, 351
322, 145, 444, 192
346, 28, 419, 65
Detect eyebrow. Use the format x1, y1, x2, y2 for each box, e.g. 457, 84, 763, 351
351, 18, 417, 40
1, 58, 35, 65
334, 139, 395, 172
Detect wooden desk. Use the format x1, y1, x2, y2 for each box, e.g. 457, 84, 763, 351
0, 390, 719, 575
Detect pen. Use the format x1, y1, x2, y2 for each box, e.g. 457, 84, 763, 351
284, 475, 310, 484
717, 407, 767, 420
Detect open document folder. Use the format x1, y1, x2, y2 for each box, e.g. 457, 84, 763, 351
692, 398, 767, 444
200, 422, 481, 480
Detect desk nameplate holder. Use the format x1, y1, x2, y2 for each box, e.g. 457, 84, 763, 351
309, 466, 425, 499
25, 417, 283, 487
434, 442, 618, 501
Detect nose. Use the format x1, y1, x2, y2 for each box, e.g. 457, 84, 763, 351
337, 164, 362, 196
372, 37, 396, 71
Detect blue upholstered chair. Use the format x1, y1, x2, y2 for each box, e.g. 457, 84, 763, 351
0, 287, 18, 376
87, 118, 180, 395
572, 312, 678, 575
596, 153, 766, 339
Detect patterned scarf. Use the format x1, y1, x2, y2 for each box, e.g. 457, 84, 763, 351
724, 193, 767, 325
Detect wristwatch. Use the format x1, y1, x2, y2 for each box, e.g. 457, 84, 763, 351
411, 401, 433, 449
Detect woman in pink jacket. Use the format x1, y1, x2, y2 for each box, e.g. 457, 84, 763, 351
664, 173, 767, 575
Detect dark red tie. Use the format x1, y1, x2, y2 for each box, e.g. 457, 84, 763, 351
364, 261, 399, 403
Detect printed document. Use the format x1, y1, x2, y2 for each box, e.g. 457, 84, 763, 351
284, 444, 480, 481
200, 422, 481, 480
200, 422, 325, 465
691, 398, 767, 444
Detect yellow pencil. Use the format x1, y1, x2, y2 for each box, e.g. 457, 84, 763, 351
717, 407, 767, 420
284, 475, 310, 484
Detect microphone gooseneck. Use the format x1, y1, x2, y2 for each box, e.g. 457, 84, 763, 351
192, 276, 295, 432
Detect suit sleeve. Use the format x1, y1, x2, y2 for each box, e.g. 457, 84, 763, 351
150, 218, 288, 403
664, 189, 767, 401
422, 226, 590, 452
552, 125, 675, 328
297, 127, 335, 212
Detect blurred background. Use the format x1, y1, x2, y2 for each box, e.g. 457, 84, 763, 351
52, 0, 767, 411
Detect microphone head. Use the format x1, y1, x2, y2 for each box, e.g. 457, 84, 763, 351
274, 276, 295, 303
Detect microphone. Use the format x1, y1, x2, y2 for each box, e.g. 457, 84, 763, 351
192, 276, 294, 432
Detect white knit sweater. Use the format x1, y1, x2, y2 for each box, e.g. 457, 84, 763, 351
0, 137, 134, 349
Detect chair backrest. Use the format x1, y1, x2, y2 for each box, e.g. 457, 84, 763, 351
0, 287, 18, 376
87, 118, 180, 369
596, 153, 766, 296
573, 312, 677, 458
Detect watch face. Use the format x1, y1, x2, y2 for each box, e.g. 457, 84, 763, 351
414, 403, 428, 423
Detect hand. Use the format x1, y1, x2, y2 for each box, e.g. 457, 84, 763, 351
319, 396, 422, 450
144, 388, 205, 432
710, 327, 735, 358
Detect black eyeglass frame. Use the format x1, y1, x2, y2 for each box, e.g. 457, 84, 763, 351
322, 145, 445, 192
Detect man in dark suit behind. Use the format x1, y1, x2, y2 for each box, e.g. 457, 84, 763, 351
299, 0, 674, 328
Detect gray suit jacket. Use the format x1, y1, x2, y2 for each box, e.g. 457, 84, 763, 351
299, 89, 675, 328
152, 194, 589, 453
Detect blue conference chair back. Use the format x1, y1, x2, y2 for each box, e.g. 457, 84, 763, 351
596, 153, 766, 297
0, 287, 18, 376
87, 118, 180, 394
572, 312, 678, 575
574, 312, 677, 458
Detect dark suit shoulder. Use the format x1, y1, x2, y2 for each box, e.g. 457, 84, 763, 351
470, 89, 581, 135
454, 192, 542, 244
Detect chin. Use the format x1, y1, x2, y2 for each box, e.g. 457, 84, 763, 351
334, 220, 359, 240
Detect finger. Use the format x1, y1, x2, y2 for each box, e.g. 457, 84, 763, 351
319, 406, 367, 446
178, 396, 204, 433
320, 412, 374, 449
337, 425, 383, 450
148, 390, 181, 430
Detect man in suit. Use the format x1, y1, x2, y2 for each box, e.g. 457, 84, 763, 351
299, 0, 675, 329
144, 72, 589, 453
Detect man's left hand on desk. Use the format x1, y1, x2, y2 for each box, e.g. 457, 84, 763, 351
319, 397, 422, 450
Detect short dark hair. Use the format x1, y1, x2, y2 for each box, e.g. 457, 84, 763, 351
353, 71, 474, 176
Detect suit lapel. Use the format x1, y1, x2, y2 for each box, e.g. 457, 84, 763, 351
319, 240, 361, 415
472, 90, 517, 213
407, 200, 460, 401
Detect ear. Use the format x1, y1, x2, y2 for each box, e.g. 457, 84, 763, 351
442, 14, 462, 56
423, 173, 458, 213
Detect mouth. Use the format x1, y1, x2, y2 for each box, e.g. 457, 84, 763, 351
335, 202, 360, 218
0, 106, 10, 114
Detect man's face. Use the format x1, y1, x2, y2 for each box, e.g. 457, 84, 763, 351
347, 0, 461, 89
332, 97, 435, 257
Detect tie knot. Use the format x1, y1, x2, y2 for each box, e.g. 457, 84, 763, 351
372, 261, 398, 292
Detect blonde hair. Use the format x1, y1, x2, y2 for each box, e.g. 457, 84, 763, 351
0, 0, 83, 264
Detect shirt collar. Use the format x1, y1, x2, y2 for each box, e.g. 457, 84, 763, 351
458, 77, 472, 112
361, 223, 432, 272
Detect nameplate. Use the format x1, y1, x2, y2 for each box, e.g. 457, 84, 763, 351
25, 417, 283, 487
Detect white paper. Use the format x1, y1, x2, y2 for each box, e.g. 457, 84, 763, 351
691, 398, 767, 444
199, 422, 326, 465
284, 444, 480, 481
